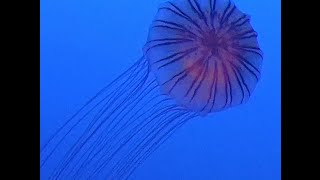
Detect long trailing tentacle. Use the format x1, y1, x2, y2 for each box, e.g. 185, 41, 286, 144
41, 57, 148, 178
118, 112, 197, 180
40, 57, 145, 168
50, 58, 150, 179
41, 56, 197, 180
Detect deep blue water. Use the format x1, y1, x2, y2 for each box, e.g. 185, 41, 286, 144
40, 0, 281, 179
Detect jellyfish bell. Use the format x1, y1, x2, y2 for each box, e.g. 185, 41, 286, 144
144, 0, 262, 116
41, 0, 262, 179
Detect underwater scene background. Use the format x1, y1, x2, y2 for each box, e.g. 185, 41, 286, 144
40, 0, 280, 179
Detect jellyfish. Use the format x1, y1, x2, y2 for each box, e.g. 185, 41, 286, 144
40, 0, 263, 179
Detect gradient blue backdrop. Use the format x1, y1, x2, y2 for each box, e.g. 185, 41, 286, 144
40, 0, 281, 179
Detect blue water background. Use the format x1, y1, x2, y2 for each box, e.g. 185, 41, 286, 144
40, 0, 281, 179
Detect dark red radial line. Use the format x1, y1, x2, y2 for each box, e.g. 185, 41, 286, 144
233, 19, 250, 28
225, 46, 260, 81
187, 0, 209, 27
209, 61, 219, 112
189, 58, 209, 103
228, 62, 245, 103
192, 0, 209, 26
233, 33, 257, 40
224, 14, 248, 33
233, 29, 256, 38
200, 53, 216, 112
221, 61, 233, 107
162, 54, 206, 93
184, 56, 207, 98
146, 37, 194, 44
145, 39, 192, 53
220, 0, 232, 27
154, 47, 198, 64
158, 7, 205, 38
232, 45, 263, 60
209, 0, 217, 30
220, 61, 229, 108
157, 47, 198, 69
228, 60, 251, 97
153, 19, 199, 38
187, 0, 203, 23
164, 2, 205, 34
230, 53, 260, 81
222, 5, 236, 26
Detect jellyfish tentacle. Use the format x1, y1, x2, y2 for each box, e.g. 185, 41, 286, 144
123, 113, 196, 180
81, 60, 149, 137
70, 80, 158, 178
82, 104, 175, 179
118, 112, 196, 180
72, 82, 163, 179
90, 105, 180, 179
104, 109, 184, 179
103, 80, 157, 135
79, 80, 172, 177
65, 72, 150, 175
72, 95, 164, 178
51, 59, 151, 179
40, 58, 145, 169
112, 110, 189, 180
39, 58, 143, 153
47, 59, 148, 179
